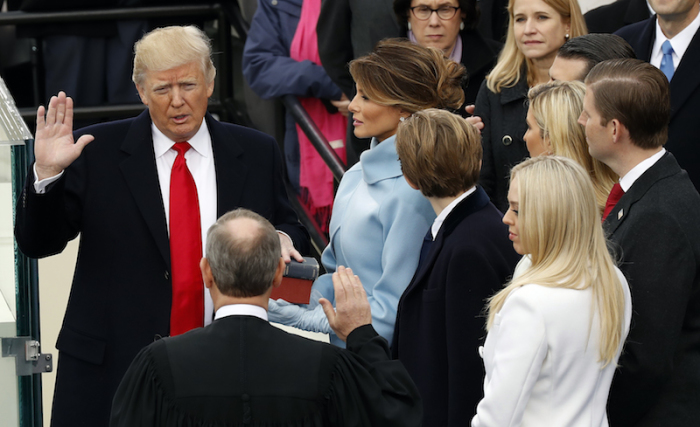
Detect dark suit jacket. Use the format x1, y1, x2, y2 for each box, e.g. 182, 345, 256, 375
603, 152, 700, 426
584, 0, 650, 34
458, 31, 503, 106
392, 188, 520, 426
616, 17, 700, 191
110, 316, 422, 427
14, 111, 309, 427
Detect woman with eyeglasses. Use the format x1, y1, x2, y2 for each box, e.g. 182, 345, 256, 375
474, 0, 587, 213
393, 0, 502, 109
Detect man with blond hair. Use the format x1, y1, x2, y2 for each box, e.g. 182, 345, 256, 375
15, 26, 308, 427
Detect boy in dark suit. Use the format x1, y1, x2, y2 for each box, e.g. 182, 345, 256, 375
579, 58, 700, 427
391, 109, 520, 426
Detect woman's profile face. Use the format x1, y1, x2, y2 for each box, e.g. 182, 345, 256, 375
503, 178, 524, 255
408, 0, 466, 54
348, 83, 404, 142
524, 107, 551, 157
512, 0, 570, 64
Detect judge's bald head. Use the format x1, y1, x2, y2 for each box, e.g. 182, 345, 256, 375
205, 209, 281, 298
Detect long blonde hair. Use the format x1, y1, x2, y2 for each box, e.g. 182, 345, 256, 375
486, 0, 587, 92
487, 156, 625, 366
528, 81, 617, 212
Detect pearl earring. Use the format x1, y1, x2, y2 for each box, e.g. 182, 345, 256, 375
460, 22, 465, 30
565, 33, 570, 40
408, 22, 412, 31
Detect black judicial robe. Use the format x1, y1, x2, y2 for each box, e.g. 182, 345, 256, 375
110, 316, 422, 427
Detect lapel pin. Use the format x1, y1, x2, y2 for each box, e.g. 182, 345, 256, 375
618, 209, 624, 220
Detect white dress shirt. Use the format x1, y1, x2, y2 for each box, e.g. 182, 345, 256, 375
619, 148, 666, 192
650, 11, 700, 70
430, 186, 476, 240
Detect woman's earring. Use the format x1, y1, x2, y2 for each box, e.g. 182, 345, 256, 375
460, 22, 465, 30
565, 33, 570, 40
408, 22, 412, 31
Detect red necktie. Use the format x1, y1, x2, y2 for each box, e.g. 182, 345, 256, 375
169, 142, 204, 335
602, 183, 624, 222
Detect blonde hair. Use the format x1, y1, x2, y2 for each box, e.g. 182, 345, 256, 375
487, 156, 625, 366
133, 25, 216, 86
527, 81, 617, 212
349, 38, 465, 113
486, 0, 587, 92
396, 109, 482, 198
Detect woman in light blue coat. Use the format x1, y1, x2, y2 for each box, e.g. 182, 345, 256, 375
269, 39, 466, 346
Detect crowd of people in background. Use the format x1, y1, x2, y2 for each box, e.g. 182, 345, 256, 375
5, 0, 700, 425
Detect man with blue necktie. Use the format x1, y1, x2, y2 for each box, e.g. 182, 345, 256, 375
615, 0, 700, 192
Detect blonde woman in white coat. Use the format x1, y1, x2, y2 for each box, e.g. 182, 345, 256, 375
472, 156, 632, 427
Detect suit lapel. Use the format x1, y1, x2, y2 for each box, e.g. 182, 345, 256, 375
404, 187, 491, 294
118, 110, 171, 269
669, 28, 700, 120
604, 152, 680, 235
206, 114, 249, 216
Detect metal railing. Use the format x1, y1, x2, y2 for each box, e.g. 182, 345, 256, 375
1, 2, 345, 252
0, 4, 237, 122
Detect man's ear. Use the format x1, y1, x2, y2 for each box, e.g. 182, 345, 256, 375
610, 118, 629, 144
272, 258, 285, 289
201, 257, 214, 289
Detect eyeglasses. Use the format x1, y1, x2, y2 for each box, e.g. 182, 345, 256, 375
409, 5, 461, 21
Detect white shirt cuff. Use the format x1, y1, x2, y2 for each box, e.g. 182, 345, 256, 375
33, 164, 64, 194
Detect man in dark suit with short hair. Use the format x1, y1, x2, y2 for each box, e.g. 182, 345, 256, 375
579, 58, 700, 427
14, 25, 309, 427
110, 208, 422, 427
615, 0, 700, 191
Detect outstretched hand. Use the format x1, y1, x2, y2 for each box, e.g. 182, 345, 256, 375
320, 266, 372, 342
34, 92, 94, 180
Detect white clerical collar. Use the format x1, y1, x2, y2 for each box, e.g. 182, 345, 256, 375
152, 118, 212, 159
214, 304, 268, 321
619, 148, 666, 192
430, 186, 476, 240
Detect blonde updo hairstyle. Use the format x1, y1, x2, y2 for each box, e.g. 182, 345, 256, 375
527, 81, 617, 212
133, 25, 217, 86
487, 156, 625, 367
349, 38, 465, 114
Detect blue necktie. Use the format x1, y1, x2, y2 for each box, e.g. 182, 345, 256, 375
660, 40, 675, 82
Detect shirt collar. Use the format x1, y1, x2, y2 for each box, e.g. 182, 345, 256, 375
653, 10, 700, 62
214, 304, 268, 321
619, 148, 666, 192
152, 118, 212, 159
431, 186, 476, 239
